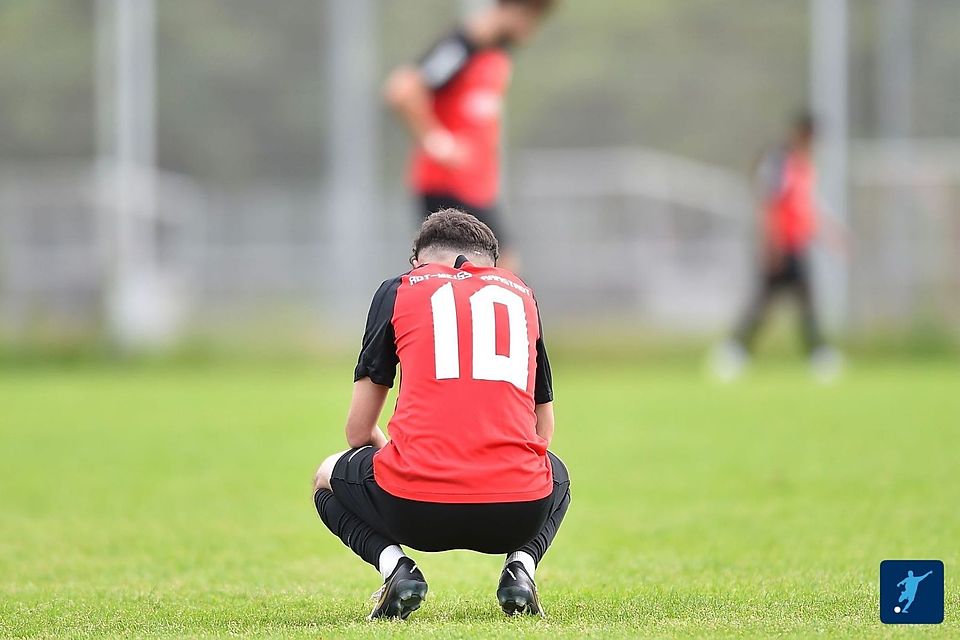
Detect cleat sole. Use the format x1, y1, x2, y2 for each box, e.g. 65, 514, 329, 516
369, 579, 428, 620
397, 580, 428, 619
498, 586, 541, 617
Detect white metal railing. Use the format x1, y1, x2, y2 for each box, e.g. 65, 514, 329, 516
2, 142, 958, 341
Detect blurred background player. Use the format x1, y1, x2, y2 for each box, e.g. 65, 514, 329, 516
384, 0, 556, 273
712, 112, 846, 381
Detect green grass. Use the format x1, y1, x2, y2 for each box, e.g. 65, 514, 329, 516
1, 357, 958, 638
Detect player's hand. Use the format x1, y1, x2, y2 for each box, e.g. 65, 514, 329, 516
421, 128, 468, 168
763, 244, 784, 271
371, 425, 389, 449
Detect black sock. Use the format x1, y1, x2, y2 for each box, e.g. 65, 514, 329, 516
314, 489, 396, 570
518, 486, 571, 565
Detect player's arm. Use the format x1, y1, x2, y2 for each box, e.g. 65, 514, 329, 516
755, 149, 786, 268
814, 199, 851, 258
383, 65, 444, 147
349, 278, 402, 448
897, 579, 906, 587
535, 402, 555, 445
344, 379, 389, 449
533, 312, 555, 445
383, 30, 476, 166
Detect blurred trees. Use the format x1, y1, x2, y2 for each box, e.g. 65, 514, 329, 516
0, 0, 957, 185
0, 1, 96, 160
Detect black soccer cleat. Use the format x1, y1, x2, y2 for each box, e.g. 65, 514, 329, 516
497, 561, 545, 617
368, 557, 428, 620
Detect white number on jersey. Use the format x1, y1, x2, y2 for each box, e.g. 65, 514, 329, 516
430, 283, 529, 390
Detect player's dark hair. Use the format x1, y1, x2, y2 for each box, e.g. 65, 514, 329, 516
794, 110, 817, 138
411, 209, 500, 266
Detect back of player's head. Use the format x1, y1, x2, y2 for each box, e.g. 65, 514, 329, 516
411, 209, 500, 266
793, 110, 817, 139
493, 0, 555, 45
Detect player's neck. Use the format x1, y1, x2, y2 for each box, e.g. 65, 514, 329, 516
466, 9, 510, 47
416, 250, 494, 269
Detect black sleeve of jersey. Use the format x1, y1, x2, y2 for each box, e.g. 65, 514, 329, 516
534, 315, 554, 405
418, 29, 477, 90
354, 277, 402, 387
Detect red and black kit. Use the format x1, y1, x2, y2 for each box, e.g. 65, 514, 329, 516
412, 30, 512, 242
314, 257, 570, 569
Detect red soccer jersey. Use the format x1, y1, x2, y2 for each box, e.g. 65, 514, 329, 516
353, 257, 553, 504
410, 31, 511, 208
764, 149, 818, 252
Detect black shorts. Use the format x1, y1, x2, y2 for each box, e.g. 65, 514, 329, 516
764, 252, 810, 288
324, 446, 569, 554
419, 192, 510, 247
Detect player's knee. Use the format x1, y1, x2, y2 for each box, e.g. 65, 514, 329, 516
313, 464, 330, 493
313, 451, 344, 492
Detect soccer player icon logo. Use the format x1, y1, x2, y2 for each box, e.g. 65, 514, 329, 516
895, 570, 933, 614
879, 560, 944, 624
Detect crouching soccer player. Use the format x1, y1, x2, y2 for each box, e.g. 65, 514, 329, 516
312, 209, 570, 620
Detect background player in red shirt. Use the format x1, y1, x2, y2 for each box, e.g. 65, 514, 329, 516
713, 112, 845, 380
312, 209, 570, 620
384, 0, 556, 273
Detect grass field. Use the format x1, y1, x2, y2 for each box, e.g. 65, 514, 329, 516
2, 357, 958, 638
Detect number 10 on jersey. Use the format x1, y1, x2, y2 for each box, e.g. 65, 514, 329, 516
430, 283, 529, 391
